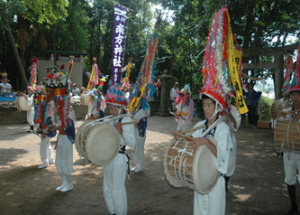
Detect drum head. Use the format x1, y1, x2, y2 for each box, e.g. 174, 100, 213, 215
85, 123, 120, 165
16, 96, 31, 111
193, 138, 220, 194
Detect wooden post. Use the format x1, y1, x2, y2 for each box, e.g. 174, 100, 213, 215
274, 55, 284, 99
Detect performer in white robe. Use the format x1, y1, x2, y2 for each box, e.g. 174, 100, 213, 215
21, 86, 35, 132
38, 110, 56, 168
278, 89, 300, 215
175, 89, 232, 215
104, 84, 136, 215
46, 57, 76, 192
175, 84, 194, 132
224, 104, 241, 191
131, 97, 149, 172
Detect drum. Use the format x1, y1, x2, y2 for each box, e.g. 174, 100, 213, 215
80, 94, 91, 106
75, 121, 120, 165
15, 96, 32, 111
164, 138, 219, 194
274, 120, 300, 153
271, 100, 291, 120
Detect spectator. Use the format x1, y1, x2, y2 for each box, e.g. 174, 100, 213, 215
108, 76, 113, 93
0, 73, 12, 96
72, 83, 81, 96
244, 83, 259, 127
170, 82, 179, 112
154, 74, 161, 100
98, 69, 104, 83
254, 91, 262, 127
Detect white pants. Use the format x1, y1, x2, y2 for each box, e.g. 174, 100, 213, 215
226, 135, 236, 176
194, 176, 226, 215
132, 138, 146, 167
27, 107, 34, 126
177, 122, 193, 132
284, 152, 300, 185
40, 136, 54, 164
103, 160, 127, 215
55, 134, 73, 176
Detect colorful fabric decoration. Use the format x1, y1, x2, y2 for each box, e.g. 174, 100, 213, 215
129, 33, 159, 113
175, 84, 194, 122
87, 59, 98, 91
43, 56, 74, 128
122, 58, 134, 84
34, 84, 47, 124
105, 84, 128, 107
28, 58, 38, 89
287, 44, 300, 93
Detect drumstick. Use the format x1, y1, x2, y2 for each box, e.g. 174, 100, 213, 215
182, 124, 205, 134
121, 119, 138, 125
280, 109, 300, 114
171, 130, 194, 141
170, 111, 185, 120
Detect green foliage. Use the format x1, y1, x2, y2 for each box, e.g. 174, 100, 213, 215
22, 0, 69, 28
258, 96, 273, 121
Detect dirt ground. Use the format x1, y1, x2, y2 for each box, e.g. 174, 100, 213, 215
0, 116, 298, 215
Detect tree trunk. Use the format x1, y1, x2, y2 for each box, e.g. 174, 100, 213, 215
53, 27, 57, 66
0, 12, 28, 90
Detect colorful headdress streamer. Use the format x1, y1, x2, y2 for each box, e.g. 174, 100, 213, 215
122, 58, 134, 85
287, 44, 300, 93
129, 33, 159, 113
200, 6, 248, 114
28, 58, 38, 89
34, 85, 47, 124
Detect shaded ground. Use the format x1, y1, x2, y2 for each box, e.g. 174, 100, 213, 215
0, 116, 297, 215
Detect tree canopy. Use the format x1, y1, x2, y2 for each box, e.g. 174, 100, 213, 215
0, 0, 299, 91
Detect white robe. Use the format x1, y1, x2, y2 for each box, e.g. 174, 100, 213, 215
103, 115, 136, 215
40, 136, 54, 164
55, 112, 74, 176
26, 94, 34, 126
280, 107, 300, 185
132, 108, 148, 167
176, 101, 193, 132
191, 120, 232, 215
226, 105, 241, 176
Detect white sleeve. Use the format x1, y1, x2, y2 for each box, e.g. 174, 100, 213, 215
215, 129, 231, 175
231, 105, 241, 132
121, 116, 136, 150
27, 95, 34, 106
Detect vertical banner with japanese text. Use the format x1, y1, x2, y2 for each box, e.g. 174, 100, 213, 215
227, 10, 248, 114
112, 5, 128, 84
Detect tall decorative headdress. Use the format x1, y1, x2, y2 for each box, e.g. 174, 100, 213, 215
199, 6, 248, 116
129, 34, 159, 113
45, 56, 74, 127
106, 84, 128, 107
87, 57, 98, 91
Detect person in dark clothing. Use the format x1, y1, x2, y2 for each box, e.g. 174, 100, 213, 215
244, 83, 259, 127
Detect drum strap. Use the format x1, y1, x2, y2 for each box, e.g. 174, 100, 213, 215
118, 146, 131, 178
118, 118, 131, 178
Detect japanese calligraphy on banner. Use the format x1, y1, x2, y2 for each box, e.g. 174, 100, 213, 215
227, 10, 248, 114
112, 4, 128, 84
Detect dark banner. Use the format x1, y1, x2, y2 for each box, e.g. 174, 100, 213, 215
112, 4, 128, 84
